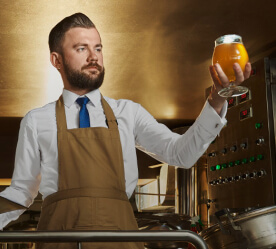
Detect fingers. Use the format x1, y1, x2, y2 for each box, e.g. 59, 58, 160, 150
209, 62, 252, 92
213, 63, 230, 88
233, 62, 252, 85
244, 62, 252, 79
233, 63, 244, 84
209, 65, 221, 88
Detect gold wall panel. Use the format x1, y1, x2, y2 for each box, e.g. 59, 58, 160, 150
0, 0, 276, 122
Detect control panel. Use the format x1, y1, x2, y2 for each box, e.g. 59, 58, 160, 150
206, 57, 276, 224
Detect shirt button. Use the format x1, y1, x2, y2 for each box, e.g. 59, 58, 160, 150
215, 124, 219, 128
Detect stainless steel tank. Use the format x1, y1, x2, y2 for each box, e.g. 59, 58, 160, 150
200, 205, 276, 249
173, 126, 208, 227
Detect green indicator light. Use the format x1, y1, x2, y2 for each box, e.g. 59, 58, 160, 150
210, 166, 216, 171
255, 123, 263, 129
216, 165, 221, 170
228, 162, 234, 167
235, 160, 241, 166
222, 163, 227, 169
249, 156, 256, 162
257, 154, 264, 160
242, 158, 248, 164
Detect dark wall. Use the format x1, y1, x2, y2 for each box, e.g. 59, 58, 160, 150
0, 117, 21, 178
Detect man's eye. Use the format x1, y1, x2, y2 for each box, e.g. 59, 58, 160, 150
96, 48, 102, 52
77, 47, 85, 52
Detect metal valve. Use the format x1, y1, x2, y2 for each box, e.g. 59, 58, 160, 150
227, 176, 234, 182
230, 145, 237, 152
234, 175, 241, 181
208, 152, 216, 157
249, 171, 257, 178
257, 170, 266, 177
256, 138, 265, 145
220, 148, 227, 154
240, 143, 247, 149
242, 173, 249, 179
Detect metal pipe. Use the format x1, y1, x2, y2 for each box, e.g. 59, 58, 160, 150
0, 230, 208, 249
77, 241, 82, 249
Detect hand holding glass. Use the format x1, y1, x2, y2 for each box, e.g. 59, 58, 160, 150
212, 34, 249, 97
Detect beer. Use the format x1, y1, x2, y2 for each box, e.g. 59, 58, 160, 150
212, 34, 249, 97
212, 43, 249, 82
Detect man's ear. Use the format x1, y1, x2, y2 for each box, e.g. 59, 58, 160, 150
50, 52, 62, 70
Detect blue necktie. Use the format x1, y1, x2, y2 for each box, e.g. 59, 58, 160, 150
76, 97, 90, 128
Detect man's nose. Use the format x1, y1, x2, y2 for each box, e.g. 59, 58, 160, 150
87, 49, 98, 62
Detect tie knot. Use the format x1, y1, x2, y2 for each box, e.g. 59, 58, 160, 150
76, 97, 89, 107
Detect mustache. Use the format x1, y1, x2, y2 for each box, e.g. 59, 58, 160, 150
82, 63, 103, 71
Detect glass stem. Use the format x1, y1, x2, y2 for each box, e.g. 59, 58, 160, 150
229, 81, 235, 87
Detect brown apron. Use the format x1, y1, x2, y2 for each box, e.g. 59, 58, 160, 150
36, 95, 144, 249
0, 197, 26, 213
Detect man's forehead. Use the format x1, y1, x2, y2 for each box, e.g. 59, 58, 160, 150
64, 27, 101, 43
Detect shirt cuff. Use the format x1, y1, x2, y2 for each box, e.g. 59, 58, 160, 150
195, 100, 227, 136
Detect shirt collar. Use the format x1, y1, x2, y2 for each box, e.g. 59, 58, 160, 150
62, 89, 101, 108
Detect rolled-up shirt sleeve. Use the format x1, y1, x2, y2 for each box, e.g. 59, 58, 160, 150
0, 112, 41, 229
134, 100, 227, 168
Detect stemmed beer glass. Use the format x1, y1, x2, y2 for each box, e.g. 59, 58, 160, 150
212, 34, 249, 97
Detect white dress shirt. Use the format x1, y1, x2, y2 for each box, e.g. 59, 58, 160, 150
0, 89, 227, 229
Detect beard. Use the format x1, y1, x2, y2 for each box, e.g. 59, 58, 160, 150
63, 59, 105, 92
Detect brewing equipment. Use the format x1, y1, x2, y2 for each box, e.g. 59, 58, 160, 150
200, 205, 276, 249
202, 55, 276, 248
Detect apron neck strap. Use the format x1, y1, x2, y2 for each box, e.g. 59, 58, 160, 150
56, 95, 67, 131
100, 94, 118, 129
56, 94, 118, 131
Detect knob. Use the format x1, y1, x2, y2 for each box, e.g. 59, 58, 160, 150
256, 138, 265, 145
230, 145, 237, 152
240, 143, 247, 149
213, 180, 218, 185
227, 176, 234, 182
242, 173, 249, 179
221, 148, 227, 154
210, 180, 218, 185
208, 152, 216, 157
249, 171, 257, 178
234, 175, 241, 181
257, 170, 266, 177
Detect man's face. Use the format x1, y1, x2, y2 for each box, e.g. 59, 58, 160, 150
60, 27, 105, 91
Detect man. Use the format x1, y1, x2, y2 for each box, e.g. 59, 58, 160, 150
0, 13, 251, 248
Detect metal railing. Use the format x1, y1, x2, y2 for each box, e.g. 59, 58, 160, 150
0, 230, 209, 249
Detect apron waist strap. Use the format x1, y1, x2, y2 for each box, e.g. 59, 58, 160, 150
42, 188, 129, 208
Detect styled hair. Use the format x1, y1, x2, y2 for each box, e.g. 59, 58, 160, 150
49, 13, 96, 53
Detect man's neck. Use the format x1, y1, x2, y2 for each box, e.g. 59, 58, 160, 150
64, 87, 92, 96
